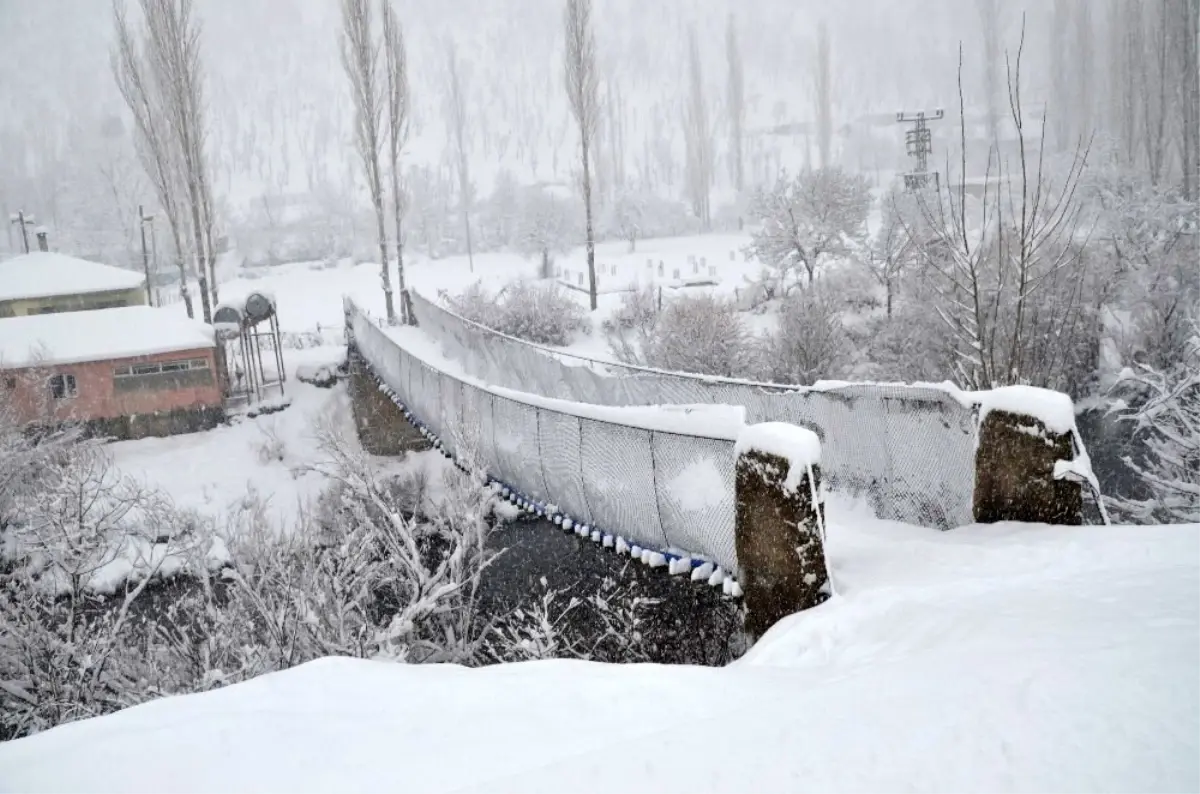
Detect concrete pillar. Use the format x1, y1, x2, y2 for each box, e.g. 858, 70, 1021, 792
734, 423, 829, 640
347, 353, 431, 457
974, 409, 1083, 525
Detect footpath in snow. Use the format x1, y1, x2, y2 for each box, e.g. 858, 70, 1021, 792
1, 507, 1196, 794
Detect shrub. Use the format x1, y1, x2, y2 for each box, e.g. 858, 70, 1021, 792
446, 281, 589, 346
605, 291, 755, 378
601, 285, 660, 365
648, 294, 755, 378
759, 286, 852, 385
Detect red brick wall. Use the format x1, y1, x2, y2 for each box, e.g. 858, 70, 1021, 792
2, 347, 222, 426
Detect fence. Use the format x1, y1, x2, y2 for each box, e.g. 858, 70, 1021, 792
347, 298, 743, 575
408, 289, 978, 530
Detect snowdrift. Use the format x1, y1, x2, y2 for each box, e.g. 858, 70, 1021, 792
1, 510, 1195, 794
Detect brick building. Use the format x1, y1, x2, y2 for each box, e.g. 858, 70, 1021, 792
0, 306, 223, 438
0, 251, 146, 317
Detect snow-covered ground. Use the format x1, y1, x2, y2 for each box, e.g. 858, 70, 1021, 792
100, 345, 345, 530
181, 234, 757, 344
1, 506, 1195, 793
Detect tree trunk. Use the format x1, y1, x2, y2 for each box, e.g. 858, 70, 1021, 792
583, 140, 597, 311
462, 205, 474, 273
186, 182, 212, 323
375, 203, 394, 324
177, 258, 194, 319
391, 170, 408, 324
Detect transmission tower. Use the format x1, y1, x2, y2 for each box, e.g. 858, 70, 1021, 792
895, 109, 943, 191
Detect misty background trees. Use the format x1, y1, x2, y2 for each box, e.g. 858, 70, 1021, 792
3, 0, 1195, 265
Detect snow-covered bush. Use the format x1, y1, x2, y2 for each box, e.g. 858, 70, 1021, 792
853, 299, 958, 384
254, 422, 287, 465
481, 576, 655, 664
445, 281, 588, 346
1108, 328, 1200, 524
1089, 170, 1200, 373
759, 286, 853, 386
1, 441, 201, 738
608, 292, 755, 378
601, 284, 659, 365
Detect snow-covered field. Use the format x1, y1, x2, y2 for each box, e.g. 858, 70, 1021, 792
106, 348, 343, 530
1, 507, 1195, 793
184, 233, 764, 360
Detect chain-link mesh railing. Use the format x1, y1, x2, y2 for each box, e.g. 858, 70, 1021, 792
348, 298, 741, 574
409, 289, 977, 529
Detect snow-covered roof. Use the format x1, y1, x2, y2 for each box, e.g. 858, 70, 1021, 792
0, 252, 145, 302
0, 306, 215, 369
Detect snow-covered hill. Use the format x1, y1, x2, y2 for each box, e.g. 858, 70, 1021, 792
1, 510, 1195, 793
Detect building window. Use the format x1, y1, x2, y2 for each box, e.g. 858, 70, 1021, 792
48, 373, 77, 400
3, 375, 16, 390
112, 357, 212, 392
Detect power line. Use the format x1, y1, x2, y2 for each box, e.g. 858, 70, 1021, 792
895, 109, 943, 191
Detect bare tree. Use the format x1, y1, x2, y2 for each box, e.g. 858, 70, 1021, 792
683, 25, 714, 229
745, 166, 872, 292
340, 0, 394, 323
110, 1, 193, 318
813, 20, 832, 169
862, 187, 926, 318
112, 0, 215, 321
444, 41, 475, 274
913, 28, 1095, 392
381, 0, 410, 323
139, 0, 217, 323
725, 14, 745, 224
563, 0, 600, 311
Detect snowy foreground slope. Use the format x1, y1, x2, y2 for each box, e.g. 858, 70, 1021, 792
1, 509, 1196, 794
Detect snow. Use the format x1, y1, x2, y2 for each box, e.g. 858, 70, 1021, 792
968, 384, 1078, 435
107, 375, 332, 530
665, 458, 729, 513
734, 422, 820, 472
735, 422, 822, 493
0, 252, 146, 302
0, 306, 214, 369
2, 511, 1194, 793
384, 323, 748, 441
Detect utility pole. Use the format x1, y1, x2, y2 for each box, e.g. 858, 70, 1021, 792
895, 109, 944, 191
138, 205, 155, 306
8, 210, 33, 254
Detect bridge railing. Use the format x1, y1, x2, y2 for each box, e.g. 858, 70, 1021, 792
348, 297, 743, 574
409, 289, 978, 530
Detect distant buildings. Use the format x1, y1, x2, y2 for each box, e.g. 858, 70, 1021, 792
0, 251, 149, 317
0, 253, 223, 438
